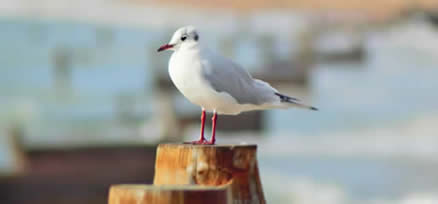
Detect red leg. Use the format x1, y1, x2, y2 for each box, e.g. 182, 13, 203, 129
206, 111, 217, 145
185, 109, 207, 144
199, 109, 206, 141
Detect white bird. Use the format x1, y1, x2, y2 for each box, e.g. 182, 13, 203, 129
158, 26, 317, 145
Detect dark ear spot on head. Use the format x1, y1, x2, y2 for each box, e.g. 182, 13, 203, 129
194, 34, 199, 41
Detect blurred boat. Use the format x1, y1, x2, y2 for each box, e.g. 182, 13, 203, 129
376, 13, 438, 59
313, 30, 366, 63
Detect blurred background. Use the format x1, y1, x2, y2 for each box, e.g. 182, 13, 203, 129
1, 0, 438, 203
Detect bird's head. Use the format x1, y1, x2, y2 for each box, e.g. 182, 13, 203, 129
157, 26, 200, 52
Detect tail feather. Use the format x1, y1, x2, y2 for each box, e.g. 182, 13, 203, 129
275, 93, 318, 111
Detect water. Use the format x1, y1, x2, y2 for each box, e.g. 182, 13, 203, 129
1, 17, 438, 202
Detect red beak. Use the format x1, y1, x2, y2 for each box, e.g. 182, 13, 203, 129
157, 44, 173, 52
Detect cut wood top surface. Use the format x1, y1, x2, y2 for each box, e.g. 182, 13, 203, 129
112, 184, 229, 191
157, 143, 257, 149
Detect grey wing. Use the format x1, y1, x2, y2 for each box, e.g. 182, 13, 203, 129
201, 54, 277, 105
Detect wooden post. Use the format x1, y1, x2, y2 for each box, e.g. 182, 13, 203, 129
108, 144, 266, 204
153, 144, 266, 204
109, 185, 231, 204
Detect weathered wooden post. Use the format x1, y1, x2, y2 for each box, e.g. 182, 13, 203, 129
108, 144, 266, 204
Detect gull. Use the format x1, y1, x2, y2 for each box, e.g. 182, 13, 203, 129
158, 26, 317, 145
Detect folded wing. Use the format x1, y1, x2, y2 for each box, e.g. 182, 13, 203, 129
201, 52, 277, 105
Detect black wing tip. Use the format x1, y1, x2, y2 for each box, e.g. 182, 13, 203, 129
310, 106, 318, 111
275, 92, 300, 102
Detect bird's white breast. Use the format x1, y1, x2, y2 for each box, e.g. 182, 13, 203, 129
168, 48, 243, 114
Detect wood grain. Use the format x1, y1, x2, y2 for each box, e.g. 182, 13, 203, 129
153, 144, 265, 204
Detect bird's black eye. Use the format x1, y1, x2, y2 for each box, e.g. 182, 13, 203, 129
180, 35, 187, 41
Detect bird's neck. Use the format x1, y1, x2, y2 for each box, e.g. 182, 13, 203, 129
177, 42, 201, 53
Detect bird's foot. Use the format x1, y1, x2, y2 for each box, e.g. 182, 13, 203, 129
184, 139, 214, 145
203, 140, 215, 145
